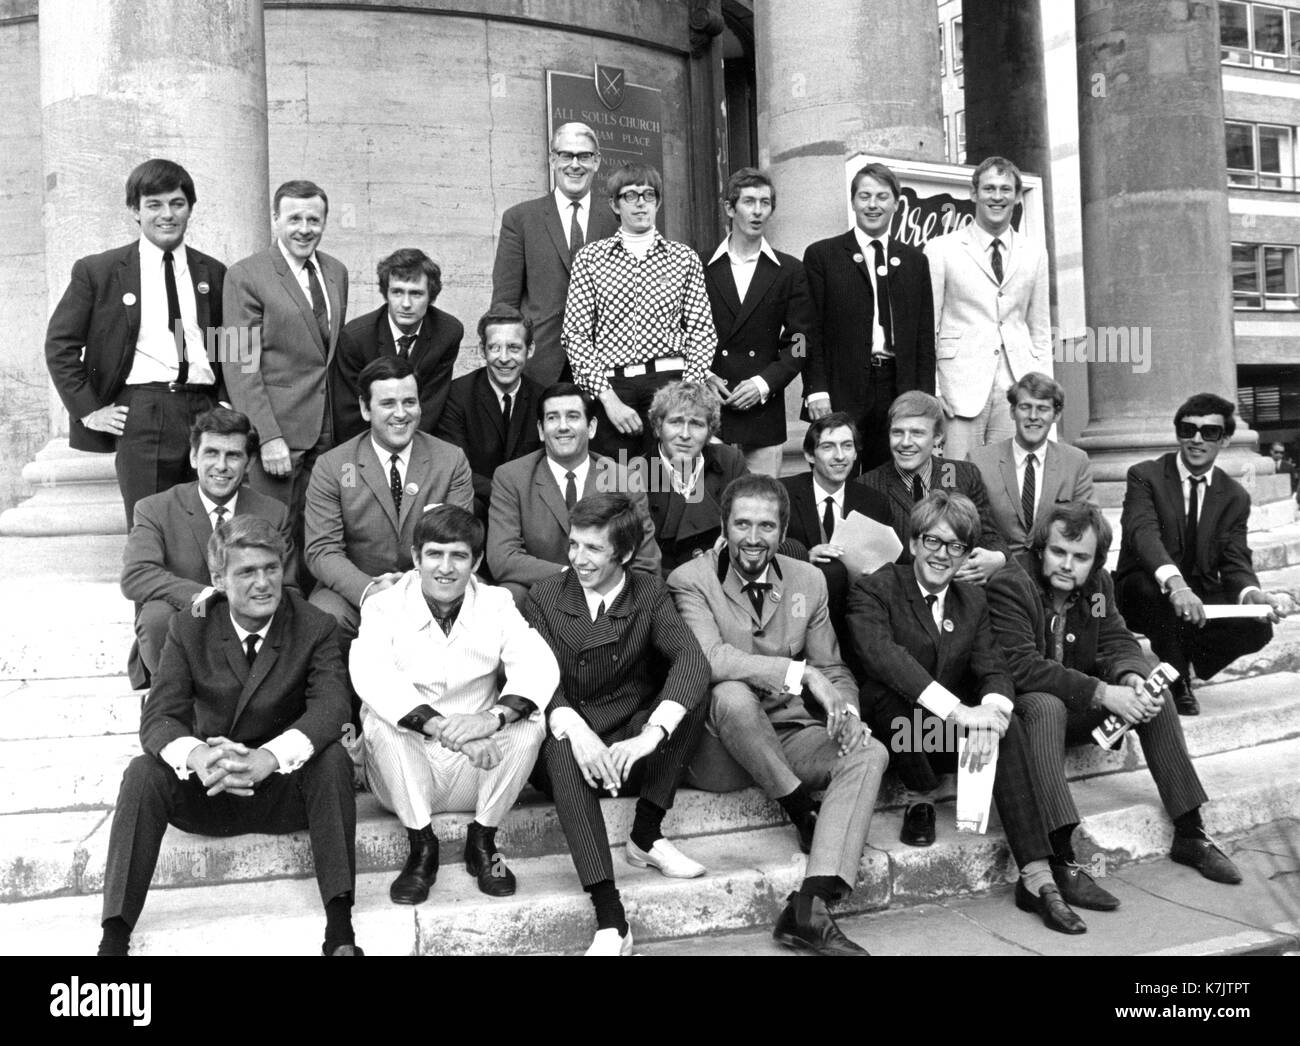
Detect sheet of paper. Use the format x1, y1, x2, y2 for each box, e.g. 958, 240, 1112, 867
836, 510, 904, 577
955, 736, 998, 834
1201, 604, 1274, 620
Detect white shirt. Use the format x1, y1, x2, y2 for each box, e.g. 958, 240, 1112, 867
1012, 440, 1045, 520
1153, 459, 1260, 601
853, 227, 893, 359
387, 315, 422, 352
546, 455, 591, 502
708, 235, 780, 305
197, 489, 238, 530
554, 188, 592, 245
158, 612, 314, 779
583, 574, 626, 621
277, 240, 331, 328
125, 237, 216, 387
373, 437, 413, 488
811, 476, 846, 538
488, 372, 522, 409
911, 579, 1014, 721
970, 222, 1014, 273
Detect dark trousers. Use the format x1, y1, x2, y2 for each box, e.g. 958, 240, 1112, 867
854, 362, 897, 475
101, 745, 356, 928
589, 371, 680, 462
532, 701, 706, 888
1017, 690, 1208, 832
114, 384, 216, 526
1116, 571, 1272, 681
864, 689, 1052, 866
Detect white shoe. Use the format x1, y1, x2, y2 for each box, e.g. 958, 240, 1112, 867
585, 926, 634, 955
626, 837, 706, 878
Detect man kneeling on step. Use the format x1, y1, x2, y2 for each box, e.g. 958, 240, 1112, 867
350, 505, 559, 903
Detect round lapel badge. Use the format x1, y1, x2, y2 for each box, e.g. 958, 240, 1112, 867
1066, 632, 1076, 643
890, 256, 901, 267
876, 265, 888, 277
770, 591, 781, 604
196, 281, 210, 295
942, 619, 954, 633
122, 292, 137, 306
403, 482, 419, 497
852, 253, 864, 264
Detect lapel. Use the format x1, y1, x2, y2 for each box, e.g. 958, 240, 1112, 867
840, 230, 874, 293
1036, 442, 1062, 527
536, 453, 571, 532
120, 243, 143, 351
475, 370, 508, 443
1162, 454, 1189, 540
996, 441, 1021, 526
718, 550, 783, 627
707, 252, 742, 319
230, 601, 287, 729
271, 248, 327, 359
733, 252, 779, 333
1197, 465, 1228, 561
321, 256, 345, 359
375, 311, 398, 358
959, 226, 999, 287
543, 196, 575, 274
357, 436, 400, 532
1002, 227, 1026, 285
399, 434, 434, 533
180, 484, 213, 567
792, 474, 825, 545
506, 382, 535, 457
549, 570, 622, 655
186, 248, 213, 330
903, 569, 942, 643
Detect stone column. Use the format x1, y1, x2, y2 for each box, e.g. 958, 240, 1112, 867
2, 0, 269, 535
1073, 0, 1270, 485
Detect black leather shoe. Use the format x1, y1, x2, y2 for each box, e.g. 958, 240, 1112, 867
390, 827, 439, 905
465, 824, 517, 896
1171, 835, 1243, 884
1015, 880, 1087, 935
773, 891, 869, 955
1172, 677, 1200, 716
790, 807, 819, 855
322, 942, 365, 956
1052, 862, 1120, 911
900, 802, 936, 847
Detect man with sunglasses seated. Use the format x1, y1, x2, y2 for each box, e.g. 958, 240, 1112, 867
1116, 393, 1293, 716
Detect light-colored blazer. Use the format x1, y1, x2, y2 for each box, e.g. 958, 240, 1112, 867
350, 572, 558, 729
666, 548, 856, 726
967, 437, 1096, 553
486, 449, 661, 599
924, 224, 1051, 417
223, 245, 349, 450
304, 431, 474, 607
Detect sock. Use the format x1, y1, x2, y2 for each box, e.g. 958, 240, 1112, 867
798, 875, 841, 905
777, 782, 816, 822
585, 879, 628, 935
97, 916, 131, 957
1020, 859, 1054, 897
323, 892, 355, 951
903, 788, 938, 810
1048, 824, 1078, 866
469, 820, 497, 851
630, 797, 666, 852
1173, 807, 1205, 840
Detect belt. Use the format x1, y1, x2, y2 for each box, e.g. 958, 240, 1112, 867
870, 355, 896, 368
611, 356, 686, 379
132, 381, 218, 393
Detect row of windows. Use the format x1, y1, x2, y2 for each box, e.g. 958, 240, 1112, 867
1234, 242, 1300, 309
1226, 120, 1297, 189
939, 15, 963, 77
1221, 1, 1300, 70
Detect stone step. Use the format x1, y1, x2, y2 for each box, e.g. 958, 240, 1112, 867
1, 736, 1295, 955
0, 676, 142, 740
0, 582, 132, 682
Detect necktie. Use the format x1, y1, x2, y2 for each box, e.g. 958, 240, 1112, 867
912, 474, 925, 503
595, 600, 606, 621
1182, 477, 1203, 573
390, 454, 403, 514
163, 249, 188, 384
501, 392, 512, 429
990, 238, 1004, 285
742, 581, 771, 618
924, 593, 938, 626
822, 496, 836, 542
396, 334, 415, 358
1021, 452, 1037, 528
569, 201, 583, 262
870, 239, 893, 353
212, 505, 227, 531
303, 258, 331, 347
564, 471, 577, 511
244, 634, 259, 666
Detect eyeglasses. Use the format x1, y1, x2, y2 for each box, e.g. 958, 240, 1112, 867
1175, 422, 1225, 442
1014, 403, 1056, 417
553, 151, 598, 164
919, 533, 970, 557
617, 189, 659, 205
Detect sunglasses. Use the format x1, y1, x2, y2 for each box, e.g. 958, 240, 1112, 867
1175, 422, 1225, 442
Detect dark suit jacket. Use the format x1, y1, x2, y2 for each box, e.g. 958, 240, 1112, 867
858, 457, 1009, 563
122, 481, 298, 612
141, 590, 350, 758
46, 241, 226, 453
435, 368, 544, 518
703, 247, 812, 446
847, 562, 1015, 714
223, 246, 348, 451
1116, 453, 1260, 602
304, 431, 474, 607
801, 230, 935, 419
331, 304, 463, 444
521, 568, 707, 738
491, 194, 619, 387
986, 553, 1151, 714
641, 443, 748, 575
967, 437, 1096, 554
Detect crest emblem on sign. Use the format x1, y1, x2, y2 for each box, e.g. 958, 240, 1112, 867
594, 63, 625, 111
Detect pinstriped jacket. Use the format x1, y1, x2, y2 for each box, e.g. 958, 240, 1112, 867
521, 568, 708, 738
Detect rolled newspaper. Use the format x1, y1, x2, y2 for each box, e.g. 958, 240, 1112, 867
1091, 662, 1180, 751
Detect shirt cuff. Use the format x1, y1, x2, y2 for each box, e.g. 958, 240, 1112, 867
648, 701, 687, 738
1238, 586, 1262, 603
981, 694, 1014, 718
1154, 565, 1181, 591
549, 706, 587, 740
261, 729, 315, 775
160, 736, 205, 780
497, 695, 539, 721
751, 376, 770, 402
805, 392, 830, 406
783, 660, 806, 694
397, 704, 442, 734
918, 681, 961, 721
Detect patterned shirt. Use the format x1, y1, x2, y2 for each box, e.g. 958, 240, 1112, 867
562, 232, 717, 396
